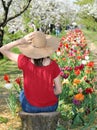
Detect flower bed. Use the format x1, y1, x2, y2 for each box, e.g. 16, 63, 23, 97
53, 29, 97, 127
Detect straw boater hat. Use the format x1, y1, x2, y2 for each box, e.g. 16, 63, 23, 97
18, 31, 60, 59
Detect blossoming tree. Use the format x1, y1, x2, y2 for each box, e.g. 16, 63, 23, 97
75, 0, 97, 30
0, 0, 32, 59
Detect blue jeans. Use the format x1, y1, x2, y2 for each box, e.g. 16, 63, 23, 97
19, 90, 58, 113
55, 29, 60, 36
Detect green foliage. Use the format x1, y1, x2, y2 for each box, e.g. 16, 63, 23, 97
3, 28, 22, 53
33, 19, 41, 29
4, 27, 25, 44
22, 9, 34, 32
6, 91, 18, 117
78, 14, 97, 31
22, 8, 41, 31
75, 0, 95, 6
0, 116, 8, 123
75, 0, 97, 31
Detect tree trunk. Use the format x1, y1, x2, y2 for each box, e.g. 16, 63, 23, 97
0, 28, 4, 59
19, 111, 60, 130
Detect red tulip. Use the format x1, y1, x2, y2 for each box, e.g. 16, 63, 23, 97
4, 74, 10, 83
15, 77, 21, 86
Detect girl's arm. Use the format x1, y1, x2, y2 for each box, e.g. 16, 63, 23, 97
0, 32, 34, 62
0, 38, 25, 62
54, 75, 62, 95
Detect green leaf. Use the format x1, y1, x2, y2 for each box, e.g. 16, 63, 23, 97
0, 116, 8, 123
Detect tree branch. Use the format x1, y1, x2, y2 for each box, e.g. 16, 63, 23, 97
1, 0, 6, 9
7, 0, 32, 23
0, 0, 32, 27
0, 0, 13, 27
7, 0, 13, 8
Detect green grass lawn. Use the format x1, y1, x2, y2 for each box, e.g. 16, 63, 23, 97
82, 29, 97, 46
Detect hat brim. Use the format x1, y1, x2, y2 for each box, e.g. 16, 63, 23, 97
18, 34, 60, 59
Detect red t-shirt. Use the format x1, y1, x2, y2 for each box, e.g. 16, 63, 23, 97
18, 54, 60, 107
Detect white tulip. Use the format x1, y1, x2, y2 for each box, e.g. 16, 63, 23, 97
62, 79, 69, 84
82, 60, 87, 65
4, 83, 13, 89
57, 51, 61, 56
85, 56, 89, 60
